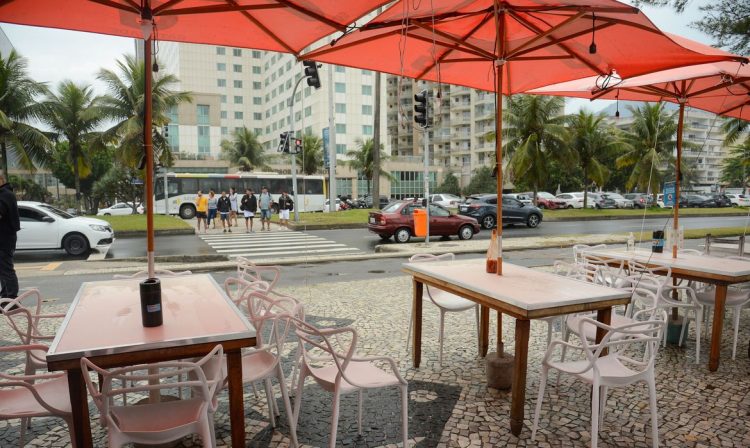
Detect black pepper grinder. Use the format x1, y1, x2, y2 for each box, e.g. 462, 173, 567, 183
139, 278, 163, 327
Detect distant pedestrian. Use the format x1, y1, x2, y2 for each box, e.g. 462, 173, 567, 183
0, 172, 20, 302
195, 190, 208, 234
229, 187, 239, 227
240, 188, 257, 233
258, 186, 273, 231
207, 190, 218, 229
217, 190, 232, 233
277, 190, 294, 228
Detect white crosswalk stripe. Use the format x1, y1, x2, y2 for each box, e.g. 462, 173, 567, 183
199, 231, 363, 259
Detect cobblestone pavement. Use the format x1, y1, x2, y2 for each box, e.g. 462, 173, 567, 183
2, 273, 750, 447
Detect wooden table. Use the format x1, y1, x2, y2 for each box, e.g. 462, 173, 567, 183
586, 247, 750, 372
46, 274, 256, 448
402, 260, 630, 436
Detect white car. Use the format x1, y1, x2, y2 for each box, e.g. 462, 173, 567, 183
429, 193, 462, 208
725, 194, 750, 207
17, 201, 115, 256
324, 198, 341, 212
555, 192, 595, 209
505, 193, 533, 206
97, 202, 140, 216
601, 192, 635, 209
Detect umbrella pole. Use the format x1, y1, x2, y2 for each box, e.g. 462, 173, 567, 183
144, 36, 155, 278
495, 64, 504, 275
673, 101, 685, 260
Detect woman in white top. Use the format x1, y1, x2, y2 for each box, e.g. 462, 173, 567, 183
229, 187, 239, 227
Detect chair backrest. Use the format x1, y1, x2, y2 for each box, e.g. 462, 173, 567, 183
112, 269, 192, 279
224, 276, 271, 303
236, 257, 282, 290
234, 288, 300, 349
628, 260, 670, 283
573, 244, 606, 263
81, 345, 224, 426
578, 255, 626, 285
408, 253, 456, 304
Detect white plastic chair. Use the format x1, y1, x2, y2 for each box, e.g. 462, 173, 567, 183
112, 269, 192, 279
291, 315, 409, 448
532, 308, 667, 448
0, 344, 74, 447
572, 243, 607, 264
81, 345, 224, 448
406, 253, 480, 365
693, 285, 750, 360
236, 256, 282, 290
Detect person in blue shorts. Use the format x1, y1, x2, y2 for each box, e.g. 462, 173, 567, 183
258, 186, 273, 231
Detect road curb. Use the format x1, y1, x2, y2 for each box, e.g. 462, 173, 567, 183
95, 254, 229, 263
115, 228, 196, 238
544, 212, 748, 222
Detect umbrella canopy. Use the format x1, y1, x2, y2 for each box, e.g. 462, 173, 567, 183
0, 0, 389, 282
304, 0, 742, 278
529, 54, 750, 259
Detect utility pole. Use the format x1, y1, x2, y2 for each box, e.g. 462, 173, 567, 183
414, 89, 430, 243
327, 63, 337, 212
371, 70, 381, 209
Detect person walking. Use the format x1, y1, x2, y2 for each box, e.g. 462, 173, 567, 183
240, 188, 257, 233
229, 187, 239, 228
277, 190, 294, 228
207, 190, 218, 230
195, 190, 208, 234
0, 172, 20, 302
258, 186, 273, 231
217, 190, 232, 233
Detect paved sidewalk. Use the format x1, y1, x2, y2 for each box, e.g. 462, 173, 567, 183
3, 273, 749, 447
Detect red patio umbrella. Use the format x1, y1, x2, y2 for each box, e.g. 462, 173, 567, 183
529, 54, 750, 259
304, 0, 742, 275
0, 0, 390, 279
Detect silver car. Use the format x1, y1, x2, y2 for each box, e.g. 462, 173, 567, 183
602, 192, 634, 209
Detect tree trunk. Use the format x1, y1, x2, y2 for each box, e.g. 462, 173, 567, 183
371, 71, 381, 209
583, 166, 588, 209
73, 146, 81, 213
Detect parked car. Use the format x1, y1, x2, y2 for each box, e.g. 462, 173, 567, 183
458, 194, 543, 229
430, 193, 462, 208
589, 193, 617, 209
555, 192, 595, 209
680, 195, 715, 208
97, 202, 140, 216
17, 201, 114, 256
362, 194, 391, 209
368, 201, 480, 243
623, 193, 655, 209
324, 198, 342, 212
601, 192, 634, 209
710, 194, 732, 208
725, 193, 750, 207
505, 193, 533, 206
524, 191, 564, 209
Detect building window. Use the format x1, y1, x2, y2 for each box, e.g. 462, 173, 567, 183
304, 106, 312, 117
216, 47, 225, 55
253, 81, 262, 89
362, 85, 372, 95
362, 70, 372, 75
233, 80, 243, 88
197, 125, 210, 154
216, 62, 226, 71
335, 65, 345, 73
336, 123, 346, 134
305, 126, 312, 135
167, 124, 179, 151
253, 97, 262, 105
220, 110, 227, 119
253, 66, 261, 74
362, 125, 373, 135
253, 113, 262, 120
221, 126, 228, 135
220, 95, 227, 103
234, 95, 243, 104
252, 50, 261, 58
233, 48, 242, 57
233, 64, 242, 73
336, 144, 347, 155
234, 111, 243, 119
286, 61, 292, 70
362, 105, 373, 115
335, 103, 346, 113
217, 79, 226, 87
336, 178, 353, 197
335, 82, 346, 93
304, 86, 311, 97
197, 105, 210, 125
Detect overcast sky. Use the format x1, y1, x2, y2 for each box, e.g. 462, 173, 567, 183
1, 0, 714, 113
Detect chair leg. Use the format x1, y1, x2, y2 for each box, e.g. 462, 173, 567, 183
679, 314, 689, 347
531, 366, 549, 440
198, 415, 215, 448
475, 305, 481, 349
599, 386, 608, 428
264, 377, 277, 428
647, 373, 660, 448
276, 364, 299, 448
438, 310, 446, 366
406, 299, 414, 352
208, 414, 217, 448
556, 326, 571, 387
731, 305, 742, 360
546, 319, 553, 347
695, 308, 702, 363
329, 389, 341, 448
591, 381, 600, 448
357, 389, 364, 435
19, 417, 26, 448
292, 366, 307, 430
400, 384, 409, 448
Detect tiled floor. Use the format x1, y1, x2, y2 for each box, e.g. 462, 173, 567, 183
2, 273, 749, 447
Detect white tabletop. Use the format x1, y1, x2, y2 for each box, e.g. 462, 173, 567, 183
47, 274, 255, 363
403, 259, 630, 312
585, 247, 750, 280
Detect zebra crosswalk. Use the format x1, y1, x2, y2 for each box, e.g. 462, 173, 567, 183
199, 230, 364, 260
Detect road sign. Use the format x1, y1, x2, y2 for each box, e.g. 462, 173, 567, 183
663, 181, 675, 207
322, 127, 330, 169
130, 178, 144, 185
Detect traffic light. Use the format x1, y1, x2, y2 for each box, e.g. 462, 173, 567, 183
278, 131, 290, 153
303, 60, 321, 89
414, 89, 428, 128
294, 138, 303, 154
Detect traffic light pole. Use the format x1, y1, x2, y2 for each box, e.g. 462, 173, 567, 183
423, 127, 430, 244
288, 75, 306, 223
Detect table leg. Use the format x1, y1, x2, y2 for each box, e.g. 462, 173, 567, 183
480, 306, 490, 357
66, 368, 92, 448
709, 284, 728, 372
226, 349, 245, 447
412, 279, 423, 368
510, 319, 530, 436
596, 307, 612, 357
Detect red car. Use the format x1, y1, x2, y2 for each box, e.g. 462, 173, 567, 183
368, 201, 481, 243
522, 191, 564, 209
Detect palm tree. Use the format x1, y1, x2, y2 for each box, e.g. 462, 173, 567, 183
617, 103, 678, 192
721, 141, 750, 188
504, 95, 570, 199
345, 138, 395, 198
723, 118, 749, 147
40, 80, 104, 209
97, 54, 191, 168
0, 50, 51, 175
566, 111, 625, 207
295, 134, 323, 175
221, 127, 268, 171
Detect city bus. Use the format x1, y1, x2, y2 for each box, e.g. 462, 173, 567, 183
154, 172, 326, 219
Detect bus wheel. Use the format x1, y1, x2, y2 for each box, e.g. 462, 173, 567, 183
179, 204, 196, 220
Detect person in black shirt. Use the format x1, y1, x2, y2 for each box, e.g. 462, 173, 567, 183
217, 190, 232, 233
277, 190, 294, 228
0, 172, 20, 301
240, 188, 257, 233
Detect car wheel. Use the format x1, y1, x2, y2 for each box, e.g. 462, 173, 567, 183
526, 214, 541, 228
538, 203, 546, 209
104, 213, 111, 216
481, 214, 496, 229
595, 204, 601, 209
379, 234, 391, 241
179, 204, 196, 220
394, 227, 411, 244
458, 225, 474, 240
63, 233, 90, 256
567, 205, 574, 209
